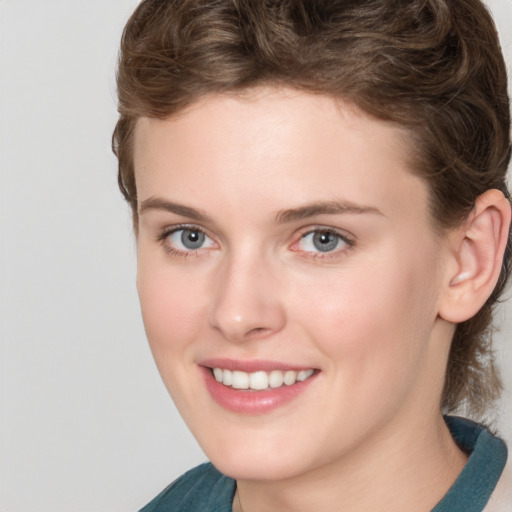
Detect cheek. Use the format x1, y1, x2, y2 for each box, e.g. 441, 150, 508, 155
136, 258, 207, 367
291, 255, 440, 388
136, 261, 214, 420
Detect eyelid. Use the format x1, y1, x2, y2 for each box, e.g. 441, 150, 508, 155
156, 223, 218, 254
290, 226, 355, 256
296, 225, 355, 243
155, 223, 354, 258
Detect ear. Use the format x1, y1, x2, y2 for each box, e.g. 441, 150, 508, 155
439, 189, 511, 323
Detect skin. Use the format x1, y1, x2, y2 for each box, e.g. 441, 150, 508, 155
134, 88, 470, 512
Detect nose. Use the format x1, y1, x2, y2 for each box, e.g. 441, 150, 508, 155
208, 254, 286, 343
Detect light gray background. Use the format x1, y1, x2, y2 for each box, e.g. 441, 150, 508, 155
0, 1, 511, 511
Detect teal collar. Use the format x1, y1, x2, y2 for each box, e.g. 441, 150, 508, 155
431, 416, 507, 511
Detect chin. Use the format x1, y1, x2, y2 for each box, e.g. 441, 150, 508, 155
194, 426, 323, 481
210, 451, 310, 482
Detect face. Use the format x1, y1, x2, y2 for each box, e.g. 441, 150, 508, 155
134, 88, 453, 481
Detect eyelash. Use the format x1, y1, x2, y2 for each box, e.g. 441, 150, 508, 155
156, 225, 355, 260
291, 228, 355, 261
156, 224, 216, 258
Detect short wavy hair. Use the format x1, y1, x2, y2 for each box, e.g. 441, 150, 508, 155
112, 0, 511, 415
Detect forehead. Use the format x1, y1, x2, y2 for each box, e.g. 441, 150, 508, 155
134, 87, 411, 168
133, 88, 431, 228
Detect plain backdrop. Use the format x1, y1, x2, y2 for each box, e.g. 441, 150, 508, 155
0, 1, 511, 511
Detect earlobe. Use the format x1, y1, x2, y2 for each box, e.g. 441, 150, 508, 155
439, 189, 511, 324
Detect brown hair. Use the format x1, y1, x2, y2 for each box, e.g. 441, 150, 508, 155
112, 0, 511, 415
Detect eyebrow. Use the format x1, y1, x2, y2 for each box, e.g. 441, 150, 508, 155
139, 197, 382, 224
275, 200, 383, 223
139, 197, 212, 222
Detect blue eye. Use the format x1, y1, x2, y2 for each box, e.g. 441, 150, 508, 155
167, 228, 215, 252
298, 230, 349, 253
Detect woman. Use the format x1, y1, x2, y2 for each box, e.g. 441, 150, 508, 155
112, 1, 511, 510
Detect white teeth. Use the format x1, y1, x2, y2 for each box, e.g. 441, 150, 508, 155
268, 370, 284, 388
283, 370, 297, 385
223, 369, 233, 386
212, 368, 315, 390
249, 371, 268, 390
297, 369, 314, 382
231, 371, 249, 389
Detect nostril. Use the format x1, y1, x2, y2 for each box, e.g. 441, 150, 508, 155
208, 274, 287, 343
246, 326, 271, 338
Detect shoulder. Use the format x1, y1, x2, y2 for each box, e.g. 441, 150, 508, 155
139, 462, 236, 512
433, 416, 508, 512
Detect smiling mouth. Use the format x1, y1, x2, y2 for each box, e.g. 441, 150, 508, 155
210, 368, 316, 390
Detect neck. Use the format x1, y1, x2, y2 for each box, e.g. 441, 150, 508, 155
234, 411, 467, 512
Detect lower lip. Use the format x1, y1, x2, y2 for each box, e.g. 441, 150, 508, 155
200, 367, 318, 414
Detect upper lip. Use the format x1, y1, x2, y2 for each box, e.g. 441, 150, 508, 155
199, 358, 317, 373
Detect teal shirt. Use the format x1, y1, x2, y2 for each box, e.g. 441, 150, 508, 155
139, 416, 507, 512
